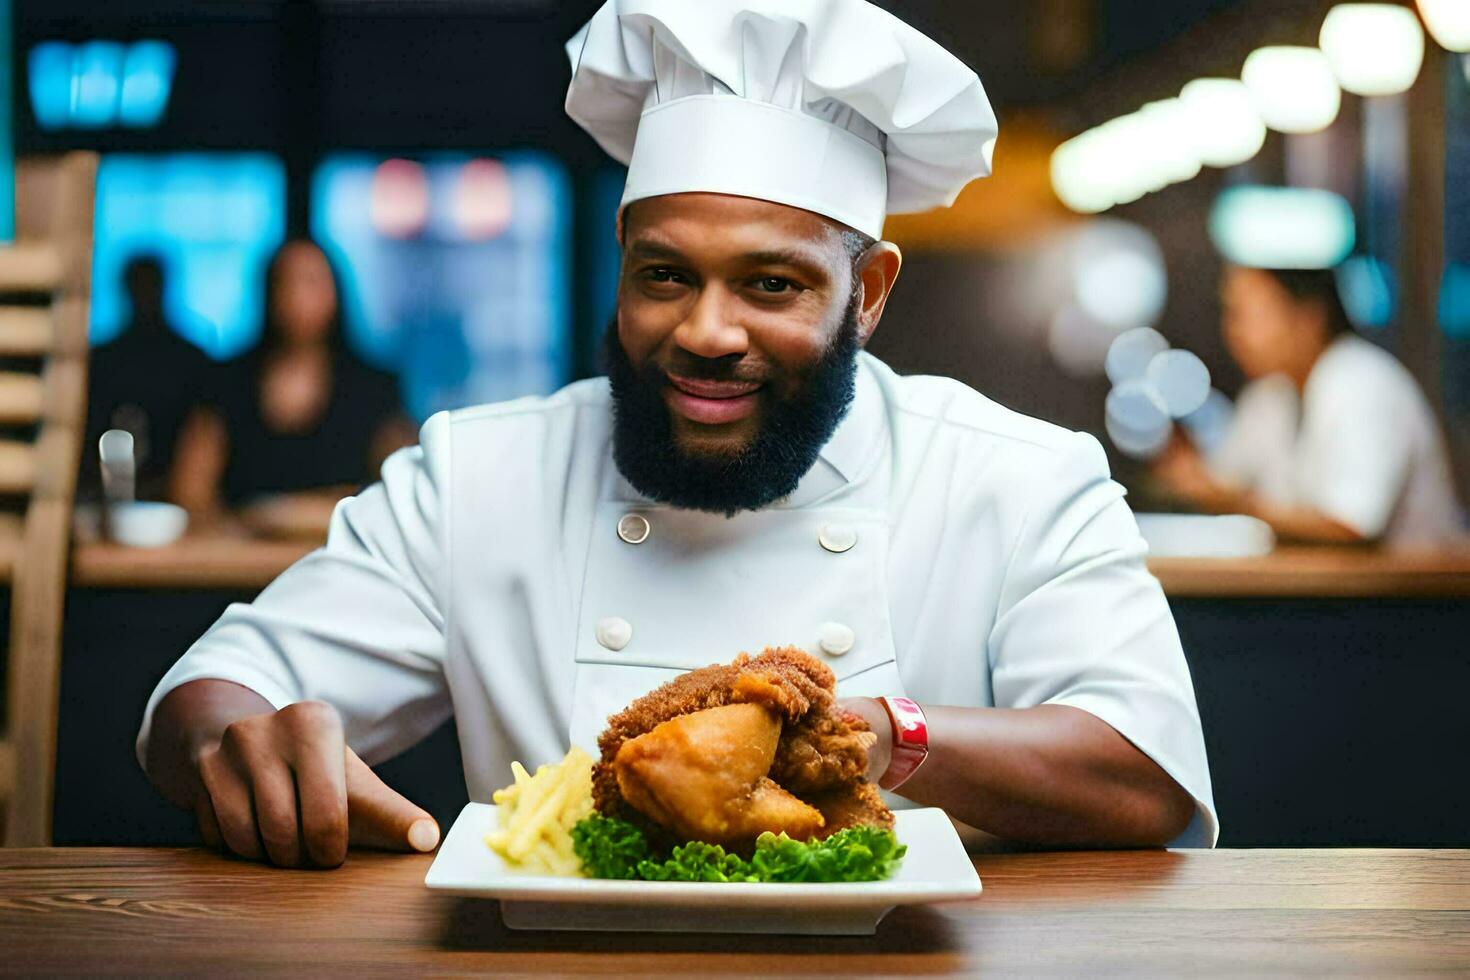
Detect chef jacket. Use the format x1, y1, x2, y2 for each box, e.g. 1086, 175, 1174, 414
1210, 335, 1466, 548
137, 352, 1219, 846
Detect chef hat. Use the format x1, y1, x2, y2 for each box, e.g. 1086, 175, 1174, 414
565, 0, 998, 240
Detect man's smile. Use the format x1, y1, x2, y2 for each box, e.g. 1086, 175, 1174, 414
664, 373, 764, 425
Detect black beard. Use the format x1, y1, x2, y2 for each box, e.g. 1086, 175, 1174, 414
602, 303, 861, 517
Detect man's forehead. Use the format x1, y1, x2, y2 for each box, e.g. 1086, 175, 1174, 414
622, 193, 847, 258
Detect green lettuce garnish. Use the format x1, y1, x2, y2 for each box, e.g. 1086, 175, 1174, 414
571, 815, 906, 883
570, 813, 651, 879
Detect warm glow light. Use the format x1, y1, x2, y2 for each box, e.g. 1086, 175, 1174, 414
369, 158, 429, 239
1418, 0, 1470, 52
452, 159, 513, 240
1178, 79, 1267, 168
1138, 99, 1202, 186
1241, 46, 1342, 133
1051, 130, 1115, 214
1320, 4, 1424, 96
1051, 104, 1201, 214
1209, 185, 1357, 270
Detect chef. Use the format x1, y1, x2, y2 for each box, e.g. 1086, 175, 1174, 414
138, 0, 1217, 869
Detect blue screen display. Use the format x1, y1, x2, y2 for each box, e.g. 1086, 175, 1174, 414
311, 151, 572, 422
90, 153, 287, 358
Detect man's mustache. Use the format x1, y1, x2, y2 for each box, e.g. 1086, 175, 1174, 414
646, 353, 773, 387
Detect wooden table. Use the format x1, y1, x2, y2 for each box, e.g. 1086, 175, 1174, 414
2, 848, 1467, 975
66, 537, 1470, 598
69, 537, 316, 590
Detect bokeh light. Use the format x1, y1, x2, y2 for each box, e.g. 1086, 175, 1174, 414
1105, 327, 1169, 386
1320, 4, 1424, 97
451, 159, 514, 241
1241, 46, 1342, 134
1106, 379, 1173, 458
1146, 349, 1211, 418
370, 158, 430, 239
1178, 78, 1267, 168
1209, 185, 1357, 270
1418, 0, 1470, 53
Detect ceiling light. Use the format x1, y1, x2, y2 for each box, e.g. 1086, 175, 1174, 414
1209, 185, 1357, 270
1320, 4, 1424, 96
1178, 79, 1267, 168
1241, 46, 1342, 133
1418, 0, 1470, 52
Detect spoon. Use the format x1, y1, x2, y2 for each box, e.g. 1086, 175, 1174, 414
99, 428, 136, 506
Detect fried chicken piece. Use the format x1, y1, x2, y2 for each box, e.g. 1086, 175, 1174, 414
614, 703, 825, 846
594, 647, 836, 820
805, 780, 895, 837
593, 647, 891, 848
769, 707, 877, 794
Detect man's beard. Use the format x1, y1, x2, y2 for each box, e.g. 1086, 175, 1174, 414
603, 300, 861, 517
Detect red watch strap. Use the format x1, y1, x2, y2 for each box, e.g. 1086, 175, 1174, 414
878, 696, 929, 791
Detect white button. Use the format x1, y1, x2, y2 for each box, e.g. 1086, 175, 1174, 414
617, 513, 651, 545
818, 524, 857, 554
818, 621, 855, 657
596, 616, 633, 652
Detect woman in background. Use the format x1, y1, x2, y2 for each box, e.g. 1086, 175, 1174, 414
1154, 265, 1466, 548
171, 239, 416, 535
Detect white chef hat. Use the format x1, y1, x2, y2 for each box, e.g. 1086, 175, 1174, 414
565, 0, 999, 240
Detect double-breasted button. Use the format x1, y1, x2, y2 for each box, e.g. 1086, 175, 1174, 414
818, 621, 855, 656
596, 616, 633, 652
818, 524, 857, 554
617, 513, 651, 545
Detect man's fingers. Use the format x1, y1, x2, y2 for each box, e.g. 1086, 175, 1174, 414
251, 761, 303, 867
194, 795, 223, 851
293, 739, 349, 868
197, 747, 264, 861
345, 749, 439, 853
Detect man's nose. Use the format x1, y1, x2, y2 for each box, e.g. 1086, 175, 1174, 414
672, 288, 749, 361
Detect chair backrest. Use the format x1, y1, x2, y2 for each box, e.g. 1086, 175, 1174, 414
1, 153, 97, 847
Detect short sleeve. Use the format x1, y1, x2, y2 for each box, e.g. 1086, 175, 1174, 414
989, 433, 1218, 846
1296, 363, 1412, 539
135, 411, 455, 769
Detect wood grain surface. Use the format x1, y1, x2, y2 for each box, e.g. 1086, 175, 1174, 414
2, 848, 1466, 975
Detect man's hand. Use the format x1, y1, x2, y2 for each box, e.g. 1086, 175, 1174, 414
836, 696, 893, 784
180, 696, 438, 868
1151, 432, 1238, 511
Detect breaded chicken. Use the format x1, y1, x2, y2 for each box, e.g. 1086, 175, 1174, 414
614, 703, 825, 846
594, 647, 892, 848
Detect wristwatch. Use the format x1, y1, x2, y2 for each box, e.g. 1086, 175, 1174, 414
877, 696, 929, 791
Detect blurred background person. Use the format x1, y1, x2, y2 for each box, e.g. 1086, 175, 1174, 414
1154, 264, 1466, 548
82, 254, 219, 505
170, 239, 415, 536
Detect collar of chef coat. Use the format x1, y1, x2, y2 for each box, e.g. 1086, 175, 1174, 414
609, 352, 888, 509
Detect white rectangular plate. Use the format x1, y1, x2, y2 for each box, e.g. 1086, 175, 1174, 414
425, 802, 981, 935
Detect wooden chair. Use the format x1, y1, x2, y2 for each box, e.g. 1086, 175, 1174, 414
0, 153, 97, 846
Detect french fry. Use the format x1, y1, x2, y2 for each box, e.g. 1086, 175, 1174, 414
485, 747, 595, 875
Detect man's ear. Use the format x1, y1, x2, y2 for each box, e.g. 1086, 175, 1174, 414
854, 241, 903, 347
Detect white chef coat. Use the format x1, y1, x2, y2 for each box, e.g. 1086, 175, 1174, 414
1210, 336, 1466, 547
137, 352, 1219, 846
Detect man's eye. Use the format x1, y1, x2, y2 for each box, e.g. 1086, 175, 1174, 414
645, 267, 684, 284
755, 277, 795, 294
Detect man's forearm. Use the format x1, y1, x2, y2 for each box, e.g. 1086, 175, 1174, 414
857, 702, 1196, 847
145, 679, 276, 810
1193, 480, 1367, 546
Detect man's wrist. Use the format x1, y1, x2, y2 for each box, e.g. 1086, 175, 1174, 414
876, 696, 930, 791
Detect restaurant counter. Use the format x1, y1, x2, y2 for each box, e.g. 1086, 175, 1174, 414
3, 847, 1467, 974
67, 538, 1470, 597
44, 539, 1470, 848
